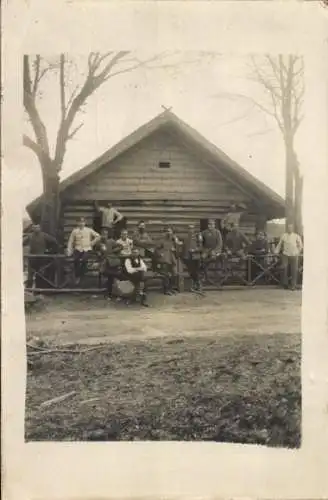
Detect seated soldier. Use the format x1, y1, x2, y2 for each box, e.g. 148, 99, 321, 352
248, 230, 270, 282
225, 223, 250, 258
117, 229, 134, 257
97, 228, 123, 300
124, 247, 149, 306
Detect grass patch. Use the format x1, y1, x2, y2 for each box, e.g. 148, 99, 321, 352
25, 332, 301, 447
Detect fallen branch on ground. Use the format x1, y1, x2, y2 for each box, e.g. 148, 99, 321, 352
79, 397, 102, 405
27, 343, 107, 355
39, 391, 76, 408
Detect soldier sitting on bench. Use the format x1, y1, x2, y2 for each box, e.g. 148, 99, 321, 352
97, 228, 123, 301
124, 247, 149, 307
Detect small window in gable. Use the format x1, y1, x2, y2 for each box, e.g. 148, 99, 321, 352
158, 161, 171, 169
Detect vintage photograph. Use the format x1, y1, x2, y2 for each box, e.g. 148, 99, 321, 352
23, 52, 303, 446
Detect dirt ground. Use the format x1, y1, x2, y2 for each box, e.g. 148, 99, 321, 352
26, 288, 302, 345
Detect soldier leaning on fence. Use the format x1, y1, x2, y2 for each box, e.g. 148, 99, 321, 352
67, 217, 101, 285
248, 230, 270, 282
274, 224, 303, 291
225, 223, 250, 258
183, 224, 203, 293
201, 219, 223, 261
97, 228, 123, 300
24, 224, 59, 288
155, 226, 182, 296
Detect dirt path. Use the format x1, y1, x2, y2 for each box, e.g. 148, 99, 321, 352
26, 288, 302, 345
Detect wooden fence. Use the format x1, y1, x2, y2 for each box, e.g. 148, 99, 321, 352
23, 252, 303, 293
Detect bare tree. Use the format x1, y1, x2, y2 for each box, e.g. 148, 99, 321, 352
249, 55, 304, 234
23, 52, 177, 235
214, 54, 304, 233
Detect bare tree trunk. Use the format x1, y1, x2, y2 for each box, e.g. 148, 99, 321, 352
40, 160, 61, 237
294, 170, 303, 235
284, 134, 295, 229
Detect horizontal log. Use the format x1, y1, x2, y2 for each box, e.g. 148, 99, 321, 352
62, 218, 255, 228
62, 201, 246, 210
62, 211, 257, 220
68, 177, 239, 187
64, 192, 248, 202
68, 187, 240, 197
87, 169, 219, 179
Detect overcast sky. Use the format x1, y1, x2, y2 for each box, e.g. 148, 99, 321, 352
21, 52, 307, 218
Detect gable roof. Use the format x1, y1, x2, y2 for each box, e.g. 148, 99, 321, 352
27, 109, 285, 218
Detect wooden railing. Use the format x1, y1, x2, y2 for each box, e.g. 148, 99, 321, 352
23, 252, 303, 292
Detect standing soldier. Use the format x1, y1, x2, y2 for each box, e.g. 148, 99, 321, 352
67, 217, 101, 285
132, 221, 156, 258
24, 224, 59, 288
183, 224, 203, 293
94, 201, 125, 239
224, 203, 247, 230
274, 223, 303, 290
155, 226, 182, 296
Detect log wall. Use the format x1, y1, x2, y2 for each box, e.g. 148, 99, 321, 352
60, 128, 265, 243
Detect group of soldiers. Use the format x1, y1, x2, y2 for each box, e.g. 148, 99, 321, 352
64, 202, 268, 306
24, 200, 303, 306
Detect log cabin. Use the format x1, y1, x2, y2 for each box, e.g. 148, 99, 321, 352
27, 109, 285, 244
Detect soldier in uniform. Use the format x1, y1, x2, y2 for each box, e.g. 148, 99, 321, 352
182, 224, 203, 293
155, 226, 182, 295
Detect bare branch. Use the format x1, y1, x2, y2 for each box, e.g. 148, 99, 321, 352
216, 103, 259, 128
53, 51, 171, 168
23, 134, 42, 156
31, 55, 51, 98
278, 54, 286, 96
247, 128, 274, 138
87, 52, 102, 75
213, 91, 281, 125
92, 51, 131, 86
59, 54, 66, 120
292, 85, 304, 134
67, 122, 84, 140
251, 57, 282, 100
265, 55, 282, 82
23, 55, 51, 158
32, 55, 41, 96
65, 86, 80, 112
23, 134, 51, 165
23, 54, 32, 100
